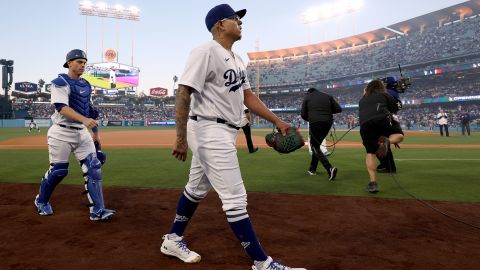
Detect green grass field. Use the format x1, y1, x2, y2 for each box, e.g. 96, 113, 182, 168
1, 128, 479, 202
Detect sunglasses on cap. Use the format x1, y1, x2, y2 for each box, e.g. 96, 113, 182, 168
220, 14, 241, 22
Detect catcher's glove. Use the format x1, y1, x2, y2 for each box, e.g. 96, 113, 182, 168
265, 126, 305, 154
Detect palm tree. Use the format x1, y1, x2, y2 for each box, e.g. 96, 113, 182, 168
38, 79, 45, 93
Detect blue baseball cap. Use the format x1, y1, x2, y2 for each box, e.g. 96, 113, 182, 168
205, 4, 246, 32
381, 76, 397, 90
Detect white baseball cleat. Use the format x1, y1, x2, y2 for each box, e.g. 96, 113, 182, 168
160, 234, 201, 263
252, 256, 306, 270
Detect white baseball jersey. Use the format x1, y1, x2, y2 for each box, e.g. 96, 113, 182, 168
437, 112, 448, 125
50, 83, 84, 129
240, 105, 249, 127
179, 40, 251, 127
109, 70, 116, 84
48, 78, 95, 160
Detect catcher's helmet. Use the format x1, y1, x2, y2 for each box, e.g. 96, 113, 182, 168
63, 49, 88, 68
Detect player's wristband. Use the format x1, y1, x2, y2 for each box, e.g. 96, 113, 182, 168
92, 127, 99, 133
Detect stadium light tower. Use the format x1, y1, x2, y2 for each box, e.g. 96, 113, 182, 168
303, 0, 364, 42
303, 0, 364, 23
79, 1, 140, 64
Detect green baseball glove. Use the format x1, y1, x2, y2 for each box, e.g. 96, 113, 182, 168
265, 126, 305, 154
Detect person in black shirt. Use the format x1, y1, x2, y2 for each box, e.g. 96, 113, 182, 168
301, 88, 342, 180
460, 110, 471, 136
359, 80, 404, 193
377, 79, 403, 174
241, 108, 259, 153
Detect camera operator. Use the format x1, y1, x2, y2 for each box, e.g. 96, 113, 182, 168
301, 87, 342, 180
359, 80, 404, 193
377, 77, 403, 173
436, 109, 449, 137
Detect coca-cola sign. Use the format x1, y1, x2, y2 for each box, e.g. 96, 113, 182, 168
150, 87, 168, 97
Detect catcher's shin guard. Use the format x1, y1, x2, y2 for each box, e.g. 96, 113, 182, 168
37, 162, 69, 204
81, 153, 106, 214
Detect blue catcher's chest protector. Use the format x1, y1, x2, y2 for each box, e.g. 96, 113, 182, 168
57, 73, 92, 117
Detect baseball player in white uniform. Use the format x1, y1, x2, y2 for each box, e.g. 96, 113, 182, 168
436, 109, 449, 136
160, 4, 306, 270
307, 136, 331, 156
28, 119, 40, 133
34, 49, 114, 221
109, 67, 116, 89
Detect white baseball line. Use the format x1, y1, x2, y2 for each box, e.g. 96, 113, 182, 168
396, 159, 480, 161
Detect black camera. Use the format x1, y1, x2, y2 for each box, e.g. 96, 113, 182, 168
381, 64, 411, 93
381, 76, 411, 93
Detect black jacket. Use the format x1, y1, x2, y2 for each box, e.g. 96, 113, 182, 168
301, 90, 342, 124
359, 92, 399, 126
460, 113, 471, 124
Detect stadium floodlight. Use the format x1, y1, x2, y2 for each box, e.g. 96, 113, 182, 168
348, 0, 364, 11
114, 4, 124, 11
303, 0, 364, 23
128, 6, 139, 14
81, 1, 93, 9
96, 2, 107, 10
79, 1, 140, 21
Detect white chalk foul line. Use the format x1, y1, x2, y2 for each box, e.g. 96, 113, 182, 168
396, 159, 480, 161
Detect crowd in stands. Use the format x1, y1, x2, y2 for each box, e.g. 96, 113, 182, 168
16, 97, 478, 131
13, 68, 480, 130
265, 103, 480, 130
247, 15, 480, 87
12, 102, 175, 121
258, 71, 480, 109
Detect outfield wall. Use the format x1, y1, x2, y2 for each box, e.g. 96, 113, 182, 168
0, 119, 52, 128
1, 119, 478, 132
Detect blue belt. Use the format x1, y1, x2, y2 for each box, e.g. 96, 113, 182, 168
189, 116, 240, 130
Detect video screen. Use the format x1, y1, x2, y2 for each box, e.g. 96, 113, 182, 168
83, 62, 139, 89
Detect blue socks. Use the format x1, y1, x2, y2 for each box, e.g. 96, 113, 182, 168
227, 209, 268, 262
170, 192, 268, 263
169, 191, 199, 236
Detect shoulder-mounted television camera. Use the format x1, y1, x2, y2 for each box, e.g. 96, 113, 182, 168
381, 65, 411, 93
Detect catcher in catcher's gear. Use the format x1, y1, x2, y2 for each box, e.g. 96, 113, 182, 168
301, 88, 342, 180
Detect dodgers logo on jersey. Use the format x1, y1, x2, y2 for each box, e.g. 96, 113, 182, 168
224, 68, 246, 92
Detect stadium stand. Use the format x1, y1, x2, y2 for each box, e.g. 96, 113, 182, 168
12, 2, 480, 131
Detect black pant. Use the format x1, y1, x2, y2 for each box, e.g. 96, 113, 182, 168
241, 123, 255, 152
309, 121, 333, 173
377, 148, 396, 172
461, 123, 471, 136
439, 124, 449, 136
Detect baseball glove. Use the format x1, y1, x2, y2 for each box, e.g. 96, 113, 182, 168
265, 126, 305, 154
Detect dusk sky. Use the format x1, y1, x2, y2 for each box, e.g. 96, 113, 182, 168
0, 0, 466, 96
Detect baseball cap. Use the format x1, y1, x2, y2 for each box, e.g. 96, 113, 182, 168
381, 76, 396, 87
63, 49, 88, 68
205, 4, 246, 32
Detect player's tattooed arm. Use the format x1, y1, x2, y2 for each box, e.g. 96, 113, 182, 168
244, 89, 289, 135
172, 85, 193, 161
